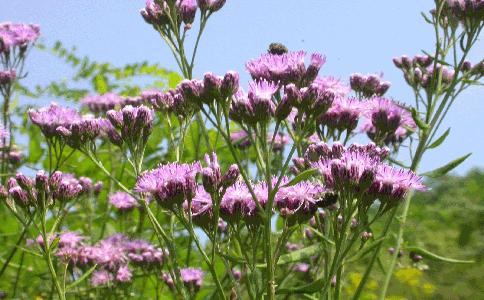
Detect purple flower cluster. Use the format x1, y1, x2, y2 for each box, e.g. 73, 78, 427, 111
439, 0, 484, 24
245, 50, 326, 86
134, 161, 201, 208
350, 72, 392, 98
3, 170, 83, 212
162, 267, 204, 293
141, 0, 226, 29
230, 130, 253, 150
109, 191, 140, 214
105, 105, 154, 148
312, 76, 351, 98
0, 124, 9, 139
305, 142, 426, 213
359, 97, 417, 146
28, 103, 83, 139
81, 93, 145, 114
53, 233, 168, 287
394, 54, 456, 92
56, 116, 101, 150
0, 22, 40, 54
316, 96, 366, 133
0, 143, 22, 167
229, 80, 279, 125
150, 71, 239, 117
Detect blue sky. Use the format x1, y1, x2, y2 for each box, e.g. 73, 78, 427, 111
2, 0, 484, 176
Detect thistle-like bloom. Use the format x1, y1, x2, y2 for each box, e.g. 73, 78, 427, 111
0, 69, 16, 85
162, 268, 204, 293
176, 0, 198, 24
247, 79, 279, 124
134, 161, 201, 208
183, 185, 214, 228
0, 22, 40, 54
360, 97, 416, 146
81, 93, 125, 114
219, 182, 252, 224
350, 72, 391, 98
140, 0, 170, 26
312, 76, 351, 98
109, 191, 140, 213
56, 118, 102, 149
28, 103, 83, 139
275, 180, 329, 225
245, 50, 309, 85
317, 96, 367, 132
91, 270, 114, 286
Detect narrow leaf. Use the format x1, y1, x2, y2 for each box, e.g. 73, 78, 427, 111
276, 277, 325, 294
257, 244, 322, 268
420, 153, 472, 178
66, 264, 98, 291
411, 107, 430, 130
385, 157, 409, 169
421, 12, 433, 24
345, 237, 386, 264
283, 168, 319, 187
49, 237, 60, 251
427, 127, 450, 149
306, 226, 335, 245
215, 251, 246, 265
12, 245, 43, 258
403, 246, 474, 264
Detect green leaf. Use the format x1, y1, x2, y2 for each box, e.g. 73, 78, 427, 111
305, 226, 335, 245
385, 157, 409, 169
345, 237, 386, 264
257, 243, 322, 268
12, 245, 43, 258
9, 94, 18, 112
421, 11, 433, 24
427, 127, 450, 149
49, 237, 60, 251
420, 152, 472, 178
421, 50, 452, 67
66, 264, 98, 291
403, 246, 474, 264
276, 277, 325, 294
92, 73, 108, 94
411, 107, 430, 131
283, 168, 319, 187
215, 251, 246, 265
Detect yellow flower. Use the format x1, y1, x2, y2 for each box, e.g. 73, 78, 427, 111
422, 284, 436, 294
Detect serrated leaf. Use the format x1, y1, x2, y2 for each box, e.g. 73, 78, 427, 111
345, 237, 386, 264
403, 246, 474, 263
420, 152, 472, 178
257, 243, 322, 268
66, 264, 98, 291
427, 127, 450, 149
411, 107, 430, 130
283, 168, 319, 187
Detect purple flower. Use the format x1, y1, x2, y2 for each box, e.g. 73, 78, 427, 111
81, 93, 125, 114
0, 22, 40, 53
245, 50, 309, 85
162, 267, 204, 293
197, 0, 227, 12
183, 185, 214, 228
285, 243, 300, 251
134, 161, 201, 208
141, 0, 170, 26
176, 0, 198, 24
28, 103, 83, 139
232, 268, 242, 280
312, 76, 351, 98
268, 133, 291, 152
292, 263, 311, 273
91, 270, 114, 286
0, 69, 16, 85
317, 96, 367, 132
116, 265, 133, 282
56, 117, 102, 149
201, 153, 222, 193
219, 182, 252, 224
230, 130, 252, 150
350, 72, 391, 98
57, 231, 87, 249
106, 105, 154, 148
275, 180, 328, 225
109, 191, 140, 213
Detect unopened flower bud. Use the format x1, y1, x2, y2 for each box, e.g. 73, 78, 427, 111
401, 55, 413, 69
361, 232, 372, 242
36, 170, 49, 192
221, 71, 240, 99
49, 171, 63, 191
462, 60, 472, 72
275, 94, 293, 121
15, 173, 34, 190
93, 181, 103, 196
221, 164, 240, 188
284, 84, 301, 108
393, 57, 403, 69
410, 252, 423, 262
78, 177, 92, 196
201, 168, 219, 194
107, 110, 123, 128
7, 178, 17, 191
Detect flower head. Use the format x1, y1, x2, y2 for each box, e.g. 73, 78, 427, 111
109, 191, 140, 213
28, 103, 83, 139
134, 161, 201, 208
162, 268, 204, 293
